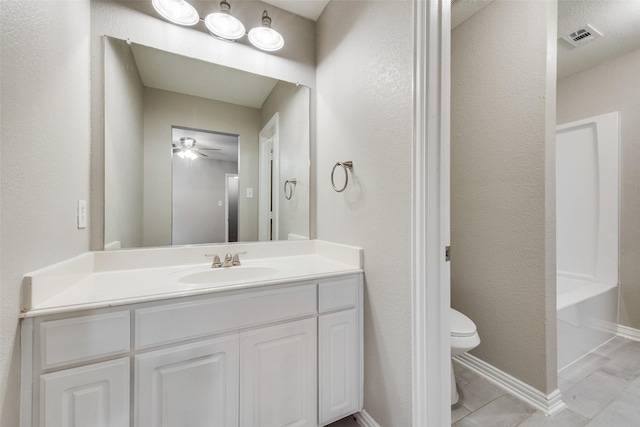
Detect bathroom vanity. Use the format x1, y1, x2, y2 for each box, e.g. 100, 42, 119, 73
20, 240, 363, 427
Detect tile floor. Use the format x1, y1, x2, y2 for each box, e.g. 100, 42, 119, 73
327, 337, 640, 427
452, 336, 640, 426
327, 415, 359, 427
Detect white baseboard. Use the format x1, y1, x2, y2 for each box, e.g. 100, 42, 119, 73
617, 324, 640, 342
454, 353, 567, 417
355, 410, 380, 427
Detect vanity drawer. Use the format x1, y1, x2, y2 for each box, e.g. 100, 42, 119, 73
318, 277, 359, 313
39, 311, 131, 370
135, 284, 317, 349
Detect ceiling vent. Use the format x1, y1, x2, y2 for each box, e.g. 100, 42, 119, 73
562, 24, 603, 48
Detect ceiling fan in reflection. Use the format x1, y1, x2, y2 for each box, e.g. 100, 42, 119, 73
172, 137, 221, 160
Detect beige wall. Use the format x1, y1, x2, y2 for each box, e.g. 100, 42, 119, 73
0, 2, 91, 425
451, 0, 558, 393
142, 88, 261, 245
557, 48, 640, 330
262, 82, 311, 240
316, 1, 413, 425
104, 37, 145, 248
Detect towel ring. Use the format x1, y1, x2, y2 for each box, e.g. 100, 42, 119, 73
284, 179, 297, 200
331, 161, 353, 192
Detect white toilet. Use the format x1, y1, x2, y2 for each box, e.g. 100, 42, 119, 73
450, 308, 480, 405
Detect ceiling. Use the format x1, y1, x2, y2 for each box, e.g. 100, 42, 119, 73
557, 0, 640, 79
452, 0, 640, 79
130, 43, 278, 109
262, 0, 329, 21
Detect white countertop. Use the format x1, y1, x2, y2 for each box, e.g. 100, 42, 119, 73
22, 240, 363, 318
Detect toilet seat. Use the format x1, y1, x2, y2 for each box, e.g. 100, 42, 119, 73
450, 308, 477, 338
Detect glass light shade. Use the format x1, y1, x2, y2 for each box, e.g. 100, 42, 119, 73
205, 1, 245, 41
152, 0, 199, 26
248, 10, 284, 51
248, 27, 284, 51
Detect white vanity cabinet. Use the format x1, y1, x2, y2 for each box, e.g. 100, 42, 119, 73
21, 274, 363, 427
135, 336, 239, 427
39, 357, 130, 427
240, 318, 317, 427
318, 278, 362, 425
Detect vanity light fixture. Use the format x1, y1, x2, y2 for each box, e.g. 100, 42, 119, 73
151, 0, 200, 26
152, 1, 284, 52
205, 0, 246, 41
248, 10, 285, 51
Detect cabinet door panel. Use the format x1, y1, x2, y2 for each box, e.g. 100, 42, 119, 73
240, 318, 317, 427
40, 358, 130, 427
135, 335, 239, 427
319, 310, 358, 425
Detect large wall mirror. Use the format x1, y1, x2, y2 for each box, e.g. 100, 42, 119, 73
104, 36, 310, 249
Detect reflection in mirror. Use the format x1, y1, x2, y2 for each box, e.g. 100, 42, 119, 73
171, 126, 239, 245
104, 36, 310, 250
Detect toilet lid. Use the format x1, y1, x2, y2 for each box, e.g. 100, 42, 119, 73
450, 308, 477, 337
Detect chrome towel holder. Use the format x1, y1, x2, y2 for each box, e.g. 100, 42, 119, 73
284, 178, 297, 200
331, 161, 353, 192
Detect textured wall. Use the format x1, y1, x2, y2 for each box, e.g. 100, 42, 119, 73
104, 37, 145, 248
90, 0, 316, 249
262, 83, 311, 240
316, 1, 413, 425
172, 159, 239, 245
451, 0, 558, 393
143, 88, 261, 245
0, 2, 91, 425
557, 48, 640, 330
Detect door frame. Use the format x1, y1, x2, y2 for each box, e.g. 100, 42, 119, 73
225, 173, 239, 243
258, 113, 280, 241
412, 0, 451, 425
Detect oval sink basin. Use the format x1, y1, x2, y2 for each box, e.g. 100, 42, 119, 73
178, 266, 278, 285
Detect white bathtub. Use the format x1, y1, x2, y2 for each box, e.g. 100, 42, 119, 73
557, 276, 618, 370
556, 112, 620, 371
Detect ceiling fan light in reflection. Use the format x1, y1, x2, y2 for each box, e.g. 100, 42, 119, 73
177, 150, 198, 160
248, 10, 284, 52
152, 0, 200, 26
205, 1, 246, 41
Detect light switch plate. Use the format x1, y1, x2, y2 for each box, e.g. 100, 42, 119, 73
246, 187, 253, 198
77, 200, 87, 229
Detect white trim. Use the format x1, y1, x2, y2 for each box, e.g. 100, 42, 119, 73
20, 318, 34, 427
258, 113, 280, 241
355, 410, 380, 427
454, 354, 567, 417
617, 324, 640, 342
412, 0, 451, 426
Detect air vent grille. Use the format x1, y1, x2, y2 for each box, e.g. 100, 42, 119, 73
562, 24, 603, 48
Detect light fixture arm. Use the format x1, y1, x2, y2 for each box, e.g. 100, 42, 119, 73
220, 0, 231, 13
261, 10, 272, 27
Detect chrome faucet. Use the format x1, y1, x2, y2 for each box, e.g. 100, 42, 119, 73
232, 251, 247, 266
222, 253, 234, 268
205, 254, 222, 268
206, 252, 247, 268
